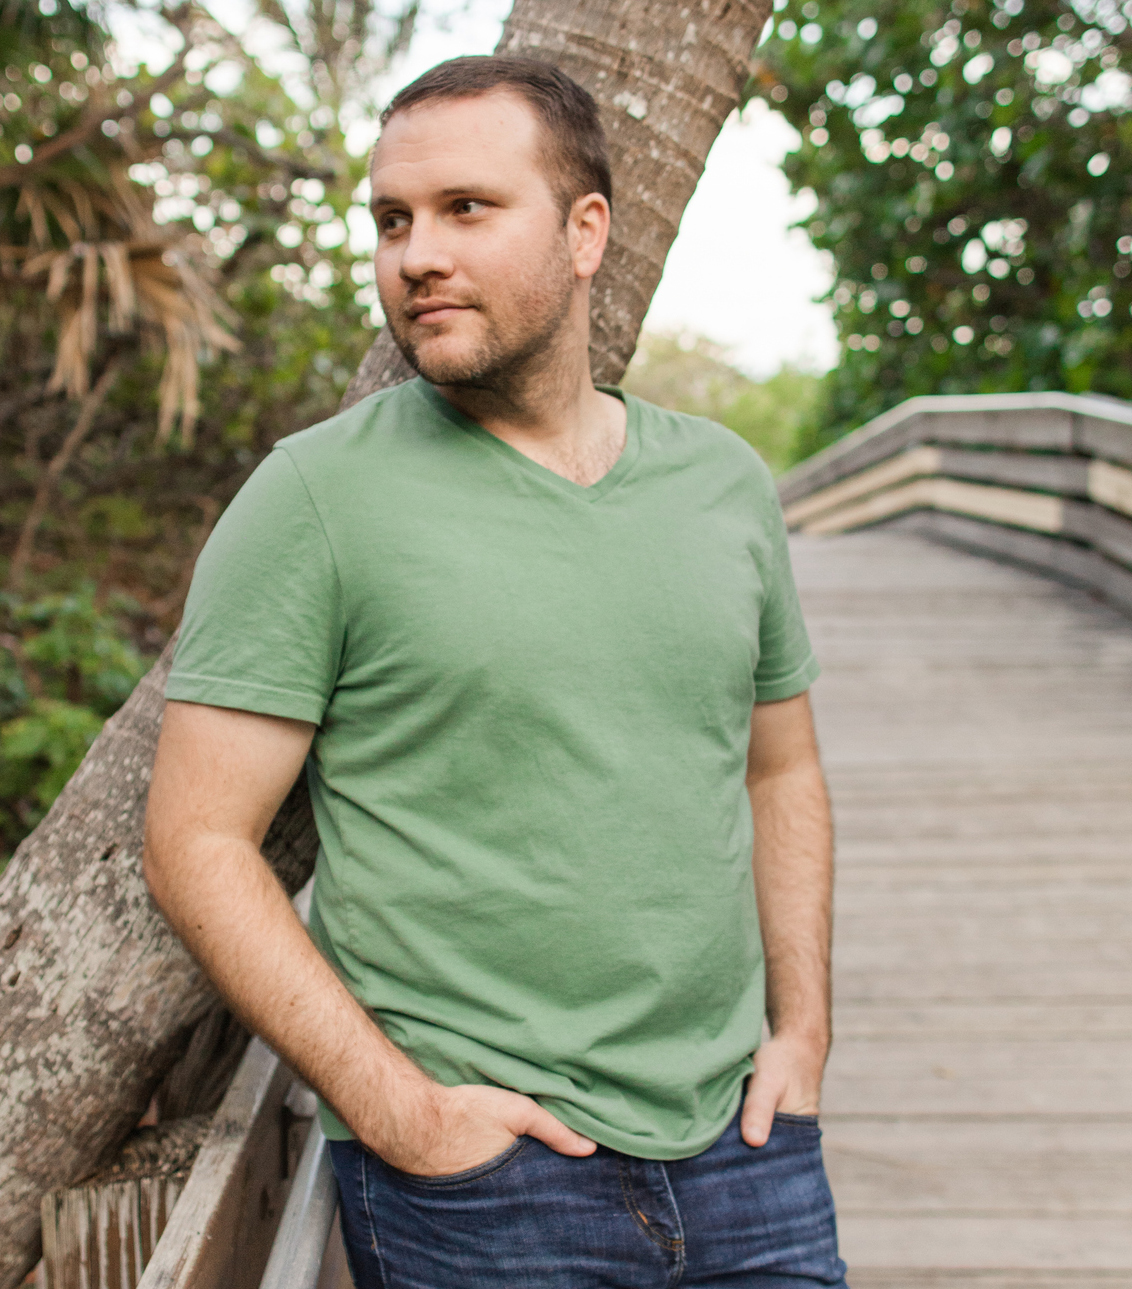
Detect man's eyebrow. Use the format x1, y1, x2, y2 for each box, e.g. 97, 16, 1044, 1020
371, 185, 497, 209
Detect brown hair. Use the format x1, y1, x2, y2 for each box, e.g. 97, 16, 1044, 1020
379, 56, 612, 219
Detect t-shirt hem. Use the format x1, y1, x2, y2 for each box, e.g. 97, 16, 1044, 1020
165, 671, 327, 726
754, 654, 821, 704
315, 1075, 747, 1161
319, 1100, 355, 1142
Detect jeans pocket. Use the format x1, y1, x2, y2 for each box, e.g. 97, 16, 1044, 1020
772, 1111, 820, 1128
382, 1135, 530, 1188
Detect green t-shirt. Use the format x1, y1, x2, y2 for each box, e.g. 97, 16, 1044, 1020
167, 377, 819, 1160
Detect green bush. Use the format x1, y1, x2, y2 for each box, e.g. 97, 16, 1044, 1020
0, 588, 149, 865
621, 332, 826, 473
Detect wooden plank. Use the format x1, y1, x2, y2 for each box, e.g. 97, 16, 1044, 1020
41, 1176, 187, 1289
778, 392, 1131, 502
822, 1039, 1132, 1117
784, 447, 942, 526
934, 408, 1075, 453
789, 529, 1132, 1283
1078, 415, 1132, 469
40, 1117, 212, 1289
1088, 459, 1132, 517
824, 1119, 1132, 1213
838, 1217, 1132, 1271
135, 1040, 295, 1289
1063, 499, 1132, 568
832, 1001, 1132, 1039
799, 478, 1065, 537
848, 1275, 1132, 1288
315, 1217, 352, 1289
939, 448, 1090, 496
881, 510, 1132, 615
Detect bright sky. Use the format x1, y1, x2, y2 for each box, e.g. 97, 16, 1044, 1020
111, 0, 839, 379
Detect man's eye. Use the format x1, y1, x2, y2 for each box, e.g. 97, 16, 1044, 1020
379, 212, 409, 232
455, 199, 486, 215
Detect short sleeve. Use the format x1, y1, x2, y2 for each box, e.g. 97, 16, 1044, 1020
753, 484, 820, 704
166, 447, 344, 725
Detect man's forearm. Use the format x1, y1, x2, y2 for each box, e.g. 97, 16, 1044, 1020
143, 831, 435, 1153
749, 758, 833, 1053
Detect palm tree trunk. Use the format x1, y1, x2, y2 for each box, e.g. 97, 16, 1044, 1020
0, 1, 769, 1282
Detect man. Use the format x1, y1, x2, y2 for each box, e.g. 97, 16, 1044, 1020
144, 56, 847, 1288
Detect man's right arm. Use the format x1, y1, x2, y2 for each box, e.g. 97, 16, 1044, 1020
143, 699, 595, 1174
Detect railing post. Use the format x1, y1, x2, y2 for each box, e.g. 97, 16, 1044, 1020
258, 1122, 339, 1289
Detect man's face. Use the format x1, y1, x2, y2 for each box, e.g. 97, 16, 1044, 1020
370, 91, 580, 388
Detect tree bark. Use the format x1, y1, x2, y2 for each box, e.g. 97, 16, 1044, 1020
0, 1, 769, 1282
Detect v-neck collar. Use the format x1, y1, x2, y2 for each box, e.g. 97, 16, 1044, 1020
414, 378, 641, 503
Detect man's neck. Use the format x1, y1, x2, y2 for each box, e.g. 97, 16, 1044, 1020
434, 334, 627, 489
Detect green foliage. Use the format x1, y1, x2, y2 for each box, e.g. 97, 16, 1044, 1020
0, 586, 148, 861
621, 332, 826, 473
752, 0, 1132, 446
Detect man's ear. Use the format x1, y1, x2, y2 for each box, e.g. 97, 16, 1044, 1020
569, 193, 611, 281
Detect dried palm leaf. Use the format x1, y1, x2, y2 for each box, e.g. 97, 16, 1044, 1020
22, 234, 240, 442
15, 186, 49, 248
100, 242, 136, 333
43, 251, 71, 300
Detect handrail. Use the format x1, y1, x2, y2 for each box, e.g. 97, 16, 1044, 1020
776, 391, 1132, 617
258, 1121, 339, 1289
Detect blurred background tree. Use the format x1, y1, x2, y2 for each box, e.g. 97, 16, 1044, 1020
622, 330, 825, 473
0, 0, 415, 862
750, 0, 1132, 449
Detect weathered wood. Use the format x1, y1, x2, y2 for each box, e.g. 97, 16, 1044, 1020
776, 392, 1132, 619
1063, 498, 1132, 569
257, 1124, 336, 1289
134, 1040, 298, 1289
1079, 414, 1132, 469
935, 447, 1090, 496
800, 476, 1065, 538
778, 392, 1132, 505
42, 1177, 187, 1289
849, 1276, 1132, 1288
0, 5, 774, 1281
314, 1218, 352, 1289
41, 1117, 213, 1289
786, 445, 1093, 520
794, 530, 1132, 1282
887, 510, 1132, 614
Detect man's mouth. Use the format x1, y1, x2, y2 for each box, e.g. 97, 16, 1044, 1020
406, 300, 474, 325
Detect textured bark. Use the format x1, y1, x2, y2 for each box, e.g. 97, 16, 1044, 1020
496, 0, 771, 388
0, 1, 769, 1282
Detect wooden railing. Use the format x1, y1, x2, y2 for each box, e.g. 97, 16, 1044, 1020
777, 392, 1132, 615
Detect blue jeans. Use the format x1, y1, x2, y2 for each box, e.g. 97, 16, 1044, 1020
329, 1108, 849, 1287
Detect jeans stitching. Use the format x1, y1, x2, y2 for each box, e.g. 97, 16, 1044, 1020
616, 1158, 683, 1253
657, 1162, 687, 1288
359, 1144, 389, 1288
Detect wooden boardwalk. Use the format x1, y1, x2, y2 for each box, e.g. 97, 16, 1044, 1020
791, 530, 1132, 1288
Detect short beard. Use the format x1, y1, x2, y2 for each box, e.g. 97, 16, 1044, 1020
383, 243, 575, 396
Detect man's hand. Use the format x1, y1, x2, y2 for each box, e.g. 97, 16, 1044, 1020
740, 1033, 827, 1147
369, 1082, 595, 1176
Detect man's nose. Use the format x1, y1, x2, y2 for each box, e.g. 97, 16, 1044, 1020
399, 215, 455, 282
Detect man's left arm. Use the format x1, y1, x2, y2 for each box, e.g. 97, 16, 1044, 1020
740, 689, 834, 1147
